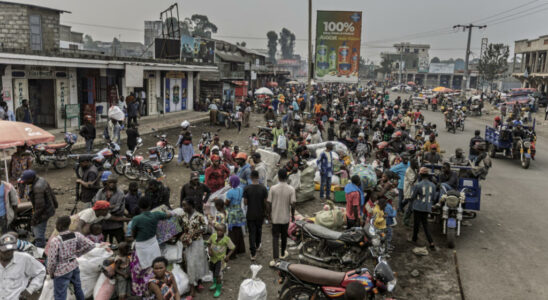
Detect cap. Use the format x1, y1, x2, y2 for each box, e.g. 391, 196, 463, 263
235, 152, 248, 160
252, 152, 261, 159
92, 200, 111, 211
211, 155, 221, 162
190, 171, 199, 180
78, 155, 93, 163
100, 171, 112, 182
419, 167, 430, 175
0, 233, 17, 252
18, 170, 36, 183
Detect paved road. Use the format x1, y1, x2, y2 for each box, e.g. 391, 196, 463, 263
419, 109, 548, 300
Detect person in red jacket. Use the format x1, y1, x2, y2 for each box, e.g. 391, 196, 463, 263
205, 155, 230, 193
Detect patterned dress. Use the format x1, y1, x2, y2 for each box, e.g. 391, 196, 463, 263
181, 211, 209, 285
146, 271, 176, 300
225, 187, 246, 254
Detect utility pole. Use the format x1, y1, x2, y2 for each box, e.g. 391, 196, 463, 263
453, 24, 486, 95
307, 0, 313, 110
399, 43, 403, 87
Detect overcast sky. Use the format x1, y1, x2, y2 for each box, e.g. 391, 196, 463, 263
14, 0, 548, 63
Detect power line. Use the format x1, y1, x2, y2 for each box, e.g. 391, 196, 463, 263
488, 6, 548, 26
478, 3, 548, 25
469, 0, 541, 23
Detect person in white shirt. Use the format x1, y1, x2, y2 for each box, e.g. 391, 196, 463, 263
0, 233, 46, 299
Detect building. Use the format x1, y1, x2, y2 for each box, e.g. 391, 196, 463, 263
512, 35, 548, 93
144, 21, 164, 58
0, 1, 217, 129
59, 25, 83, 50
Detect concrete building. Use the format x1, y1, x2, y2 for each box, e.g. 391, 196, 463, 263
0, 1, 216, 129
59, 25, 83, 50
512, 35, 548, 93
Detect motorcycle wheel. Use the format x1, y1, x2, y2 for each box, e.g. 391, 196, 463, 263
124, 165, 139, 180
258, 131, 272, 146
447, 227, 456, 249
460, 123, 465, 131
75, 165, 84, 179
164, 146, 175, 163
53, 155, 68, 169
189, 157, 204, 172
280, 285, 316, 300
113, 157, 126, 175
521, 155, 530, 169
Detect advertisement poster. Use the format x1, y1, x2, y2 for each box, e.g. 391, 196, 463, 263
180, 36, 215, 63
315, 11, 362, 83
164, 73, 188, 112
418, 56, 429, 73
181, 35, 195, 58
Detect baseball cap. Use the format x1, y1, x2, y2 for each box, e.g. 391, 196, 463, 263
100, 171, 113, 182
18, 170, 36, 183
190, 171, 199, 180
0, 233, 17, 251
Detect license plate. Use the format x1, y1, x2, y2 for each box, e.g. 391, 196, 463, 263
447, 218, 457, 228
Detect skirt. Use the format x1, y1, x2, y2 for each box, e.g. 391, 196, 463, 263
184, 238, 209, 285
179, 144, 194, 164
130, 252, 153, 297
228, 226, 246, 255
135, 236, 161, 269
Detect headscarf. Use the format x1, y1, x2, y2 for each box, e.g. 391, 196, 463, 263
229, 175, 240, 188
92, 200, 111, 211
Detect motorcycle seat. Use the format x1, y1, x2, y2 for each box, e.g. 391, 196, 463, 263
46, 142, 67, 149
303, 223, 342, 241
17, 201, 33, 214
288, 263, 346, 286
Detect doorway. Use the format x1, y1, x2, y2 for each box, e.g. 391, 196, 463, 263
28, 79, 55, 128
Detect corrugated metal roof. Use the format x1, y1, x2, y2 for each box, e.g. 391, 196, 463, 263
216, 51, 246, 63
0, 1, 70, 13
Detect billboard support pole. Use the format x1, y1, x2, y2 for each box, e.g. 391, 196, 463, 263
307, 0, 312, 111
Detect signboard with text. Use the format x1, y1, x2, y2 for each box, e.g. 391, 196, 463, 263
315, 11, 362, 83
429, 63, 455, 74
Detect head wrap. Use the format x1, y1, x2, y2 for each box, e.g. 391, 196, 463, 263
92, 200, 111, 211
229, 175, 240, 188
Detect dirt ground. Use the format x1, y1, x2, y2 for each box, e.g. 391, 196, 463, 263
32, 111, 460, 299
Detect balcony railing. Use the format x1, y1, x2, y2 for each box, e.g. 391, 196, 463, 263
220, 70, 245, 79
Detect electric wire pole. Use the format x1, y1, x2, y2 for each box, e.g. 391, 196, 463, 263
307, 0, 313, 111
453, 24, 486, 94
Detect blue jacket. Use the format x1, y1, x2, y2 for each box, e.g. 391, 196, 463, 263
390, 162, 409, 190
411, 179, 436, 212
385, 203, 397, 226
316, 151, 333, 175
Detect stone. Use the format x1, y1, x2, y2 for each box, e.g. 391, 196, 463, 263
410, 269, 420, 277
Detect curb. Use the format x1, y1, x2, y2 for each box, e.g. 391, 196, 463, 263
69, 116, 209, 151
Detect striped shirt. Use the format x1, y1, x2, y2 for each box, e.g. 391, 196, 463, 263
46, 231, 95, 277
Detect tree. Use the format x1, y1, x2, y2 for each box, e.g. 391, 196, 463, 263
279, 28, 296, 59
190, 14, 218, 38
267, 31, 278, 63
478, 43, 509, 87
431, 57, 441, 63
379, 56, 394, 76
83, 34, 98, 50
236, 41, 247, 47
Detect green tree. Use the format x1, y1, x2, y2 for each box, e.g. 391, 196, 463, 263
279, 28, 296, 59
267, 31, 278, 63
83, 34, 98, 50
430, 57, 441, 63
478, 43, 509, 87
190, 14, 218, 38
379, 56, 394, 76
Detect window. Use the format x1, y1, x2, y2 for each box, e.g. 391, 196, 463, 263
544, 39, 548, 45
414, 49, 419, 54
29, 15, 42, 51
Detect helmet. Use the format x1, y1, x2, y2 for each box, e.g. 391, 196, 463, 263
210, 155, 221, 162
358, 132, 365, 138
495, 116, 501, 121
377, 141, 389, 150
386, 120, 393, 126
521, 107, 527, 111
513, 120, 522, 126
394, 131, 402, 137
84, 115, 93, 121
462, 106, 467, 111
268, 106, 273, 110
328, 117, 335, 122
181, 120, 190, 129
235, 152, 248, 160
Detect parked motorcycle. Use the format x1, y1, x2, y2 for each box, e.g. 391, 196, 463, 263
123, 138, 165, 181
437, 189, 466, 248
296, 220, 386, 270
275, 257, 396, 300
29, 132, 77, 169
149, 129, 175, 164
73, 142, 124, 178
257, 119, 275, 146
189, 132, 212, 172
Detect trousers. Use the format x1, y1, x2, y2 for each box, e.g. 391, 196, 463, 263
272, 223, 289, 259
247, 219, 263, 256
53, 267, 85, 300
412, 210, 434, 244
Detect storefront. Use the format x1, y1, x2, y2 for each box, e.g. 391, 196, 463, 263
163, 71, 189, 113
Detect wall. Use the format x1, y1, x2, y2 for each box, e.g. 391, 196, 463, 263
0, 3, 60, 52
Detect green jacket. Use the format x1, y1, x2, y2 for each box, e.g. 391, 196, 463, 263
15, 106, 33, 123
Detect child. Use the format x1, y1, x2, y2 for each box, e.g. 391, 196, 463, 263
86, 223, 104, 243
115, 242, 132, 300
249, 133, 259, 153
207, 223, 236, 297
124, 181, 141, 217
373, 198, 387, 231
384, 202, 397, 252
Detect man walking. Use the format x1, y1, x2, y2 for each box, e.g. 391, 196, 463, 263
267, 169, 295, 267
250, 153, 267, 187
75, 155, 100, 205
92, 174, 125, 243
0, 233, 45, 299
317, 142, 334, 200
79, 115, 96, 153
409, 167, 436, 250
243, 171, 268, 261
19, 170, 56, 248
47, 216, 95, 300
180, 171, 211, 214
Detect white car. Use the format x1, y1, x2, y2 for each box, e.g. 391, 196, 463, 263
390, 85, 413, 92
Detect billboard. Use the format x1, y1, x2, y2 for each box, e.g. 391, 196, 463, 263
180, 35, 216, 63
429, 63, 455, 74
315, 11, 362, 83
418, 56, 429, 73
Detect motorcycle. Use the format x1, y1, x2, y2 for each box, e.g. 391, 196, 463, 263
437, 189, 466, 249
446, 117, 457, 134
189, 132, 212, 172
295, 220, 386, 270
221, 111, 238, 129
275, 257, 396, 300
516, 134, 536, 169
73, 142, 124, 178
149, 129, 175, 164
257, 120, 275, 147
123, 138, 165, 181
431, 103, 437, 111
29, 132, 77, 169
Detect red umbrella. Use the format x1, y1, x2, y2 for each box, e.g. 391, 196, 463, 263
0, 121, 55, 149
0, 121, 55, 180
407, 81, 416, 85
267, 81, 278, 87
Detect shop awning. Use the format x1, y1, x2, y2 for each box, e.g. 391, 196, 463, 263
216, 51, 247, 63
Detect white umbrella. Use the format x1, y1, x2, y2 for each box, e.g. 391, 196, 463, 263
254, 87, 274, 96
286, 80, 299, 85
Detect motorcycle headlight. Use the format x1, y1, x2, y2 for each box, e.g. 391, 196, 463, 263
523, 141, 531, 148
372, 237, 381, 246
446, 196, 460, 208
